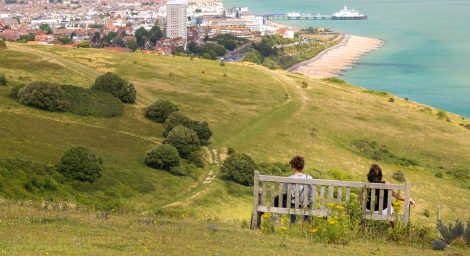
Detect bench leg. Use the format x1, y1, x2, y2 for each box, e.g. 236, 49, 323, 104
250, 211, 262, 229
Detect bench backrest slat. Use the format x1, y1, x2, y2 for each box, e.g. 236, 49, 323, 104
378, 189, 385, 214
278, 183, 284, 208
320, 186, 325, 210
337, 187, 343, 205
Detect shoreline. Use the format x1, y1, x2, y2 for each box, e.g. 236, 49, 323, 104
288, 35, 384, 79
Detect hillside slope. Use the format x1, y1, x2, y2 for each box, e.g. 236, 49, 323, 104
0, 43, 469, 223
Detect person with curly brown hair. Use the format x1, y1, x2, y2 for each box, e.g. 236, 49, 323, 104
287, 156, 313, 223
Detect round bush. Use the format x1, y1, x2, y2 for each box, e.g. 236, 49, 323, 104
91, 72, 136, 103
164, 126, 200, 158
56, 146, 103, 182
163, 112, 192, 137
144, 144, 180, 170
17, 81, 68, 111
163, 112, 212, 143
145, 100, 179, 123
221, 153, 256, 186
169, 165, 189, 176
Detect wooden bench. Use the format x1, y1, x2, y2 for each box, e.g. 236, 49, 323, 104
251, 171, 411, 229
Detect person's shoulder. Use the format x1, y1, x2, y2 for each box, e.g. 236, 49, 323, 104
307, 174, 314, 179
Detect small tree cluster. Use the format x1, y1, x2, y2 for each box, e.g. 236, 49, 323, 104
145, 99, 179, 123
144, 144, 180, 170
164, 126, 200, 158
0, 74, 7, 86
56, 146, 103, 182
163, 112, 212, 144
221, 153, 257, 186
92, 72, 136, 103
17, 81, 68, 111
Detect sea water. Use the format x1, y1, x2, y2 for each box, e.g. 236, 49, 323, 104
223, 0, 470, 117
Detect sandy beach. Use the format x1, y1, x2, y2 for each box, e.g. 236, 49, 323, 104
288, 35, 384, 79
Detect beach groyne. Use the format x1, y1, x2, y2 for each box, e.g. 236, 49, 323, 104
288, 35, 383, 79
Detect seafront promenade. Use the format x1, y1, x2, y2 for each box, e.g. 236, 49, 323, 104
288, 35, 383, 79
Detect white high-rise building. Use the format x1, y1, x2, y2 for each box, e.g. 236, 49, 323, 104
166, 0, 188, 40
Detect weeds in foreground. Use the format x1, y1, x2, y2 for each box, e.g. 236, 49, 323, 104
260, 202, 436, 246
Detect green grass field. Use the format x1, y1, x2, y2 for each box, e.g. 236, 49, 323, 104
0, 42, 469, 254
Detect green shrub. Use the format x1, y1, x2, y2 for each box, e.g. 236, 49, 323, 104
17, 81, 68, 111
163, 112, 193, 137
61, 85, 123, 117
351, 140, 419, 167
0, 74, 6, 86
144, 144, 180, 171
145, 100, 179, 123
187, 151, 204, 168
188, 120, 212, 144
164, 126, 200, 158
163, 112, 212, 143
0, 40, 6, 49
323, 77, 346, 84
392, 170, 406, 182
423, 209, 430, 218
435, 172, 443, 178
221, 153, 256, 186
436, 219, 467, 244
10, 85, 24, 99
169, 165, 189, 176
77, 40, 91, 48
56, 146, 103, 182
91, 72, 136, 103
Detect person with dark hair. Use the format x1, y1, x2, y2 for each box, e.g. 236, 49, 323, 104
286, 156, 313, 224
365, 164, 416, 227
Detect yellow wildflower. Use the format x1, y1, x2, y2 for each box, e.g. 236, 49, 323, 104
327, 219, 337, 225
335, 205, 345, 211
327, 203, 335, 207
278, 227, 288, 232
310, 228, 318, 234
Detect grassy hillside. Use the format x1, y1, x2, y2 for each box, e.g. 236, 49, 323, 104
0, 42, 469, 227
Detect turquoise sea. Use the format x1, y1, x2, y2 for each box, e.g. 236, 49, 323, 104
224, 0, 470, 117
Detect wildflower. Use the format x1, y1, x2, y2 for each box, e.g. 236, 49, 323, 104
310, 228, 318, 234
278, 227, 288, 232
327, 219, 337, 225
327, 203, 335, 207
335, 205, 345, 211
263, 212, 271, 218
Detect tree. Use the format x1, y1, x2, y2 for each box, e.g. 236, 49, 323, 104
164, 126, 200, 157
145, 99, 179, 123
224, 40, 237, 51
91, 72, 136, 103
135, 27, 149, 48
144, 144, 180, 171
56, 146, 103, 182
187, 41, 198, 54
39, 24, 53, 34
17, 81, 68, 111
126, 39, 138, 51
221, 153, 256, 186
254, 37, 275, 57
149, 25, 163, 43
